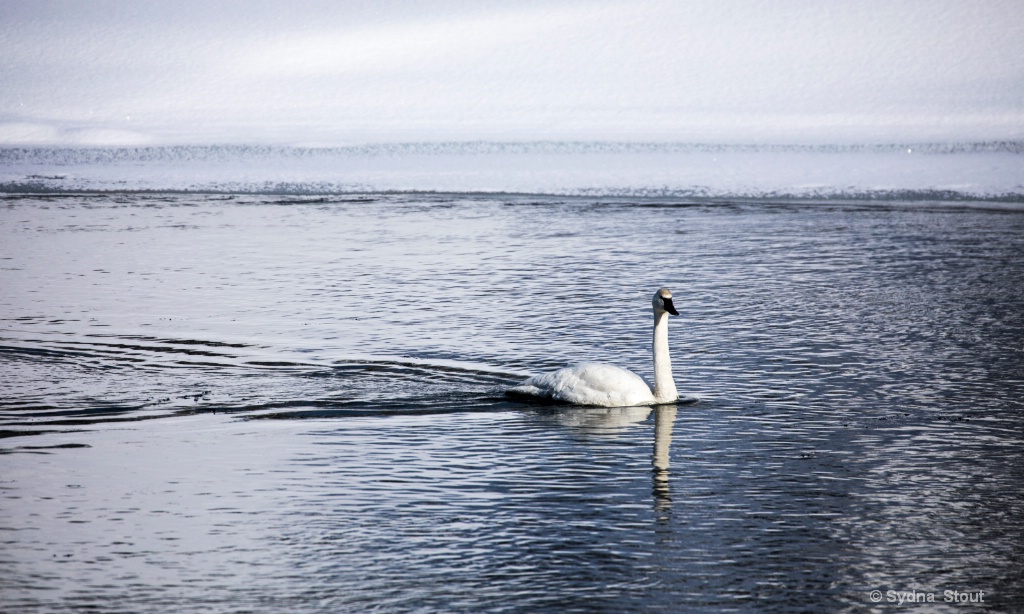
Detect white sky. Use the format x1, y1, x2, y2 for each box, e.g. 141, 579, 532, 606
1, 0, 1023, 146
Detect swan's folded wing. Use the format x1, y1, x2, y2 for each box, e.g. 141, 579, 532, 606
509, 363, 655, 407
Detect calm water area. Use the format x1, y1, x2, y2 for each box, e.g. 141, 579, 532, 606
2, 193, 1023, 612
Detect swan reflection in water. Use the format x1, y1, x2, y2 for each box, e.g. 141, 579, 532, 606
541, 405, 653, 435
532, 402, 681, 516
652, 405, 678, 515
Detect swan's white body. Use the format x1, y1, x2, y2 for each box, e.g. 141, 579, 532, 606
510, 288, 679, 407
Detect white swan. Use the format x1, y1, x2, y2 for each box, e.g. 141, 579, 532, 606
510, 287, 679, 407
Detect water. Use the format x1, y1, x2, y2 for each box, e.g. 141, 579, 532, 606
2, 192, 1023, 612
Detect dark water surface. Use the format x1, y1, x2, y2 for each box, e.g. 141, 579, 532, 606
2, 194, 1022, 612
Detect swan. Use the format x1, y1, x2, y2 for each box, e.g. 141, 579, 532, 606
509, 287, 679, 407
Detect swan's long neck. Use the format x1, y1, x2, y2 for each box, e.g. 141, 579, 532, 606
652, 310, 677, 403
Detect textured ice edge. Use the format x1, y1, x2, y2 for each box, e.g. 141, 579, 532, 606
2, 142, 1023, 202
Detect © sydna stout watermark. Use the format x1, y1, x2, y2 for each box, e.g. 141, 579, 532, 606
868, 589, 986, 605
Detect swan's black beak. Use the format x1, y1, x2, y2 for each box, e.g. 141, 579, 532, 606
664, 298, 679, 316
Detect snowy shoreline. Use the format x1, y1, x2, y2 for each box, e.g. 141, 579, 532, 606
3, 141, 1023, 201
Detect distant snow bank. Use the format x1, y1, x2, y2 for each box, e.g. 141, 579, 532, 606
2, 142, 1023, 201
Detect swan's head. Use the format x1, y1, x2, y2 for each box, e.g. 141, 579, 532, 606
653, 287, 679, 316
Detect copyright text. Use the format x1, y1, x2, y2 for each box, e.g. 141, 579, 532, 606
868, 589, 985, 605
